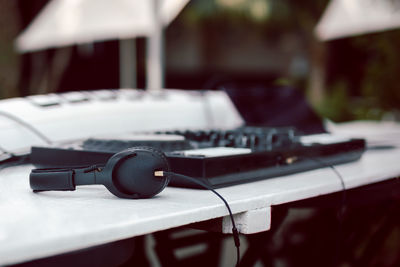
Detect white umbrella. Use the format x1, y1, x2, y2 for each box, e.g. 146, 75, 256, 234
16, 0, 190, 90
16, 0, 188, 52
316, 0, 400, 41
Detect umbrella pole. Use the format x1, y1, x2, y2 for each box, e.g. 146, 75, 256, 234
146, 0, 164, 92
119, 39, 137, 89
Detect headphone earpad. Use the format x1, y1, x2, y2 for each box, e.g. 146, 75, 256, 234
112, 147, 170, 198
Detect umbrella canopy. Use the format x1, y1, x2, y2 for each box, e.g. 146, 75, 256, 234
316, 0, 400, 41
16, 0, 189, 52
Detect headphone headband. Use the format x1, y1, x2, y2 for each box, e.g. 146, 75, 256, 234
30, 168, 75, 191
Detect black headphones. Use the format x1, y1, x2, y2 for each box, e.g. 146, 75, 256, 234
29, 146, 241, 263
30, 147, 170, 199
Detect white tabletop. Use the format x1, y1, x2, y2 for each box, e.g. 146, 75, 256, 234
1, 144, 400, 265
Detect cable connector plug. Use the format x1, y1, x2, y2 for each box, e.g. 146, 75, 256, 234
154, 170, 164, 177
232, 226, 240, 248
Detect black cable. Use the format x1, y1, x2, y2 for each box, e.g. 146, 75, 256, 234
0, 145, 31, 172
0, 145, 14, 157
0, 154, 30, 172
327, 164, 347, 267
307, 157, 346, 266
306, 157, 347, 204
0, 110, 52, 145
163, 171, 241, 266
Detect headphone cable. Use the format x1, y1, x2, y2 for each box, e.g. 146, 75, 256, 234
307, 157, 346, 265
0, 145, 14, 157
0, 110, 52, 145
0, 154, 30, 172
0, 110, 52, 169
161, 171, 241, 266
306, 157, 347, 207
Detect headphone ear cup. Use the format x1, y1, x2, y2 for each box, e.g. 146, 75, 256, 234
111, 146, 170, 198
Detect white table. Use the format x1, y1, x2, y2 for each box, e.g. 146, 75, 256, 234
1, 143, 400, 265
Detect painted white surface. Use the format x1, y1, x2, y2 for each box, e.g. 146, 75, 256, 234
327, 120, 400, 148
222, 207, 272, 234
1, 95, 399, 265
1, 144, 400, 265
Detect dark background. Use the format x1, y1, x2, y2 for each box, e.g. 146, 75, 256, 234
1, 0, 400, 122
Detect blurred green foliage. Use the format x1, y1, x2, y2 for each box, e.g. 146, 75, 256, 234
184, 0, 322, 31
317, 30, 400, 122
315, 80, 351, 121
188, 0, 400, 122
357, 31, 400, 114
